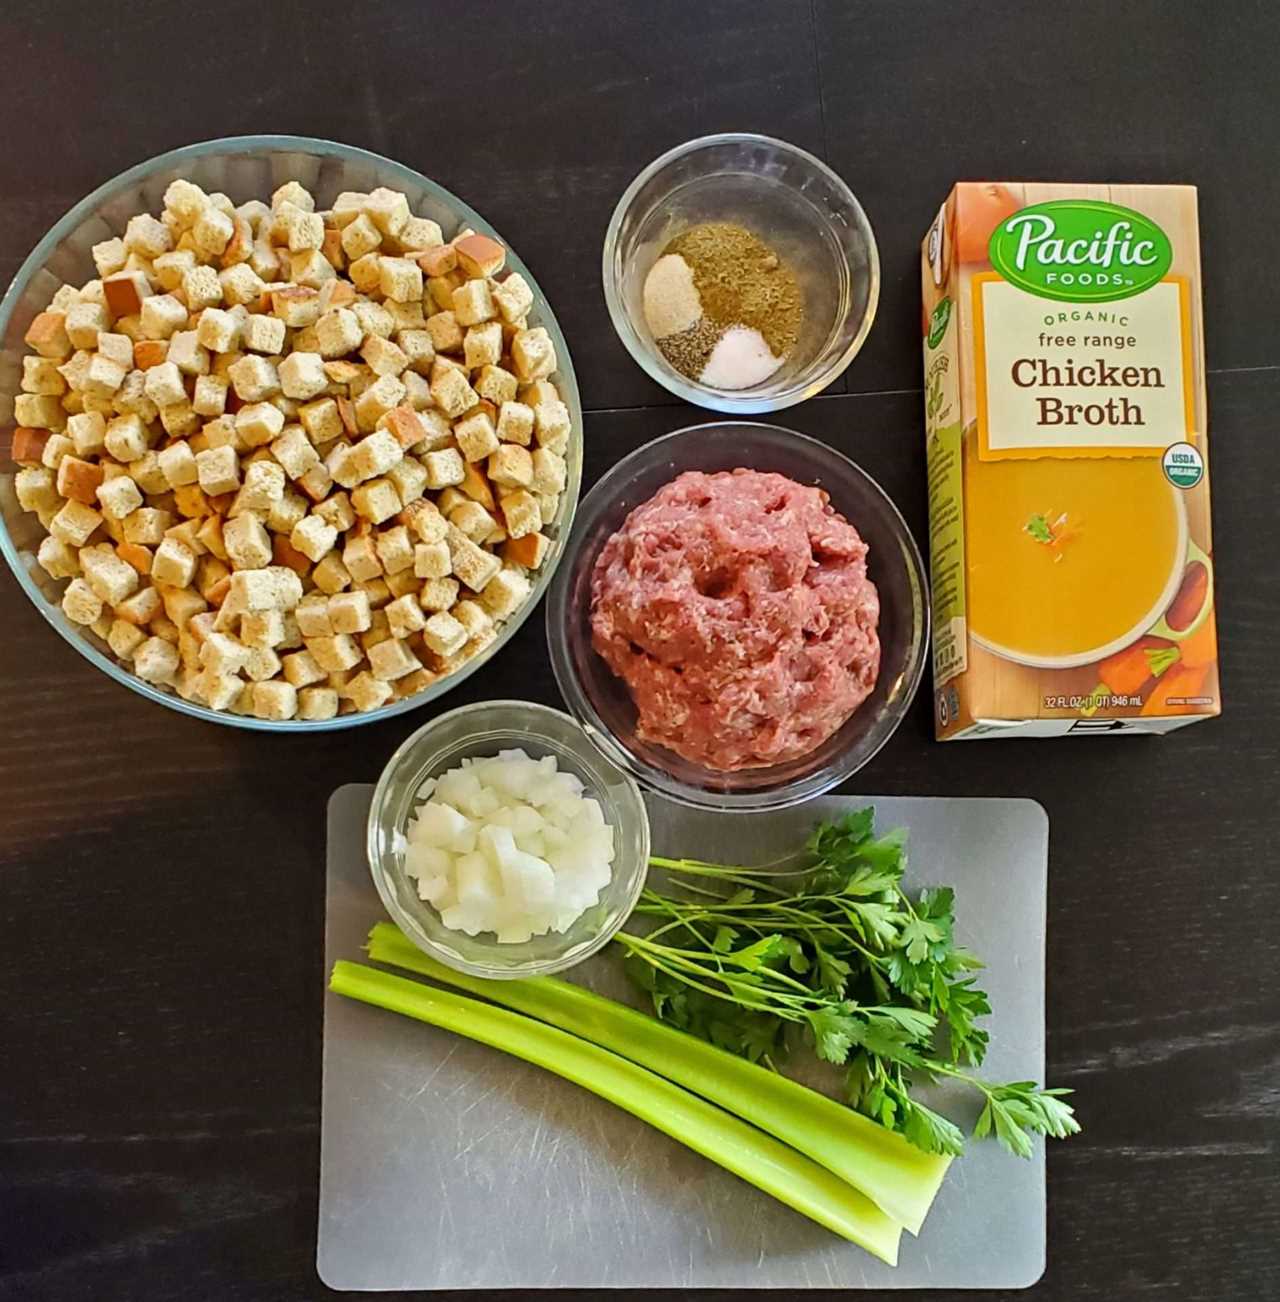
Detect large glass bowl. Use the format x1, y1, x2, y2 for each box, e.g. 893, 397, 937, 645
602, 133, 879, 413
0, 135, 582, 731
547, 423, 928, 811
367, 700, 650, 979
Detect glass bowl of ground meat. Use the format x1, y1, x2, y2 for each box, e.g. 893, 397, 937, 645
547, 423, 928, 811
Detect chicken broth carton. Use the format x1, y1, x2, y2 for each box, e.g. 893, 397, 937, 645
921, 183, 1220, 739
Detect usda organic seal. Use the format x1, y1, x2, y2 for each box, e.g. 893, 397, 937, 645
1162, 441, 1204, 489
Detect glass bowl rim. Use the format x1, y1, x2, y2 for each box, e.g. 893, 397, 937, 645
365, 697, 652, 979
0, 133, 582, 732
601, 131, 881, 414
546, 419, 929, 812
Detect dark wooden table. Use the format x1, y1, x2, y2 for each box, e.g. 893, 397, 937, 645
1, 3, 1277, 1299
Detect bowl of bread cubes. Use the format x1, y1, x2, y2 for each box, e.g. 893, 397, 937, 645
0, 135, 582, 729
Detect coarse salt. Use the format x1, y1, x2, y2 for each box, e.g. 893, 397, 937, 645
698, 325, 782, 390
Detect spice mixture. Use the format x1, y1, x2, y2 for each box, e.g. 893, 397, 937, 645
643, 221, 803, 390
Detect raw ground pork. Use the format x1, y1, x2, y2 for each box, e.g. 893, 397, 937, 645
590, 468, 880, 771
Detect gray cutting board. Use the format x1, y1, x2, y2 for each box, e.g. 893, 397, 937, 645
319, 785, 1048, 1291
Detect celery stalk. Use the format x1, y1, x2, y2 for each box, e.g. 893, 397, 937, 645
367, 922, 949, 1235
330, 959, 901, 1263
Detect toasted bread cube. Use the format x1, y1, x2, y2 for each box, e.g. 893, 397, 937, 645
345, 251, 380, 295
474, 364, 517, 406
336, 670, 389, 711
152, 537, 198, 587
277, 202, 323, 252
241, 459, 286, 508
451, 279, 495, 327
108, 616, 148, 661
153, 249, 197, 291
291, 248, 336, 288
235, 401, 284, 448
315, 307, 362, 358
443, 524, 502, 592
377, 405, 426, 452
15, 393, 65, 430
302, 549, 345, 595
238, 645, 280, 682
281, 648, 326, 689
199, 630, 251, 676
417, 447, 462, 492
61, 576, 104, 626
495, 400, 534, 446
102, 414, 149, 464
427, 271, 464, 311
499, 489, 541, 540
160, 584, 208, 631
294, 685, 338, 720
65, 301, 110, 351
416, 574, 459, 612
354, 374, 407, 432
55, 455, 104, 506
22, 354, 67, 395
219, 263, 266, 307
414, 410, 455, 455
357, 579, 393, 613
417, 243, 457, 277
452, 599, 493, 640
364, 187, 410, 238
269, 351, 324, 402
228, 566, 303, 614
178, 263, 220, 311
122, 507, 173, 546
159, 398, 199, 439
327, 588, 371, 635
400, 497, 445, 543
399, 216, 443, 252
387, 298, 426, 332
137, 294, 186, 341
366, 635, 419, 681
193, 206, 234, 258
532, 398, 571, 453
383, 592, 424, 639
351, 477, 401, 525
49, 498, 102, 548
247, 679, 296, 721
81, 354, 126, 400
238, 311, 284, 354
361, 334, 409, 378
479, 566, 532, 621
295, 594, 333, 639
421, 610, 466, 659
512, 326, 556, 381
96, 473, 144, 521
194, 668, 239, 710
265, 483, 307, 532
223, 514, 273, 571
131, 338, 168, 371
92, 236, 128, 278
97, 332, 135, 372
370, 523, 411, 575
307, 632, 362, 672
195, 444, 241, 496
454, 233, 506, 279
132, 635, 178, 685
487, 443, 534, 490
286, 512, 335, 563
24, 311, 71, 359
396, 328, 435, 375
462, 322, 501, 370
268, 424, 318, 480
448, 499, 497, 543
155, 440, 198, 489
340, 212, 382, 260
226, 354, 280, 402
454, 410, 500, 463
341, 531, 381, 582
383, 568, 420, 599
194, 308, 238, 354
189, 373, 227, 417
270, 284, 321, 329
376, 255, 420, 303
385, 458, 427, 510
239, 608, 285, 650
424, 310, 463, 354
332, 428, 403, 488
412, 539, 451, 580
39, 432, 73, 470
492, 271, 534, 325
531, 445, 568, 495
167, 330, 209, 378
291, 395, 337, 443
500, 530, 549, 570
13, 429, 53, 468
37, 534, 81, 579
56, 350, 92, 395
14, 464, 57, 513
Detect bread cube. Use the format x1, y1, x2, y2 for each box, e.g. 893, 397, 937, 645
240, 311, 285, 354
227, 354, 280, 402
340, 211, 382, 260
499, 489, 542, 541
271, 284, 322, 328
22, 354, 67, 396
141, 361, 185, 409
444, 524, 502, 592
382, 592, 424, 639
463, 321, 503, 370
60, 576, 104, 626
95, 473, 144, 521
364, 187, 410, 237
451, 279, 495, 327
511, 327, 556, 382
195, 444, 241, 495
285, 513, 334, 564
399, 216, 444, 252
372, 524, 412, 576
479, 566, 532, 621
133, 635, 179, 685
241, 459, 286, 508
151, 536, 198, 587
327, 588, 372, 635
425, 310, 463, 354
341, 532, 382, 583
49, 498, 102, 548
417, 447, 462, 491
387, 456, 428, 508
376, 255, 421, 303
454, 233, 506, 279
495, 400, 534, 446
316, 307, 362, 358
411, 538, 450, 580
137, 293, 186, 340
351, 477, 402, 525
24, 310, 71, 359
361, 334, 408, 378
306, 633, 361, 673
247, 679, 296, 721
417, 243, 458, 278
293, 395, 339, 443
193, 206, 234, 258
533, 399, 571, 453
367, 635, 420, 681
488, 444, 534, 489
267, 424, 317, 480
219, 263, 267, 307
451, 411, 497, 464
422, 610, 467, 658
492, 271, 534, 324
294, 685, 338, 720
354, 374, 407, 432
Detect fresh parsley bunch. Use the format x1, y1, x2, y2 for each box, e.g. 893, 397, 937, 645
617, 808, 1079, 1158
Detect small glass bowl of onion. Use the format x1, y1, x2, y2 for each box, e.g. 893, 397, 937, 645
368, 700, 651, 979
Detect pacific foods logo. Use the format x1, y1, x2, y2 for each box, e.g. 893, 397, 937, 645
988, 200, 1173, 303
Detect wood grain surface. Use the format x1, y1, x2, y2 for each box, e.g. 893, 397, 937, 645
0, 3, 1277, 1301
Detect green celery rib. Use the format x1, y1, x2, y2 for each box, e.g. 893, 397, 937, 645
367, 922, 949, 1235
330, 960, 901, 1264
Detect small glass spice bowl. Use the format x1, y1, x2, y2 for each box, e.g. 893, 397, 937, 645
603, 133, 879, 413
367, 700, 651, 979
